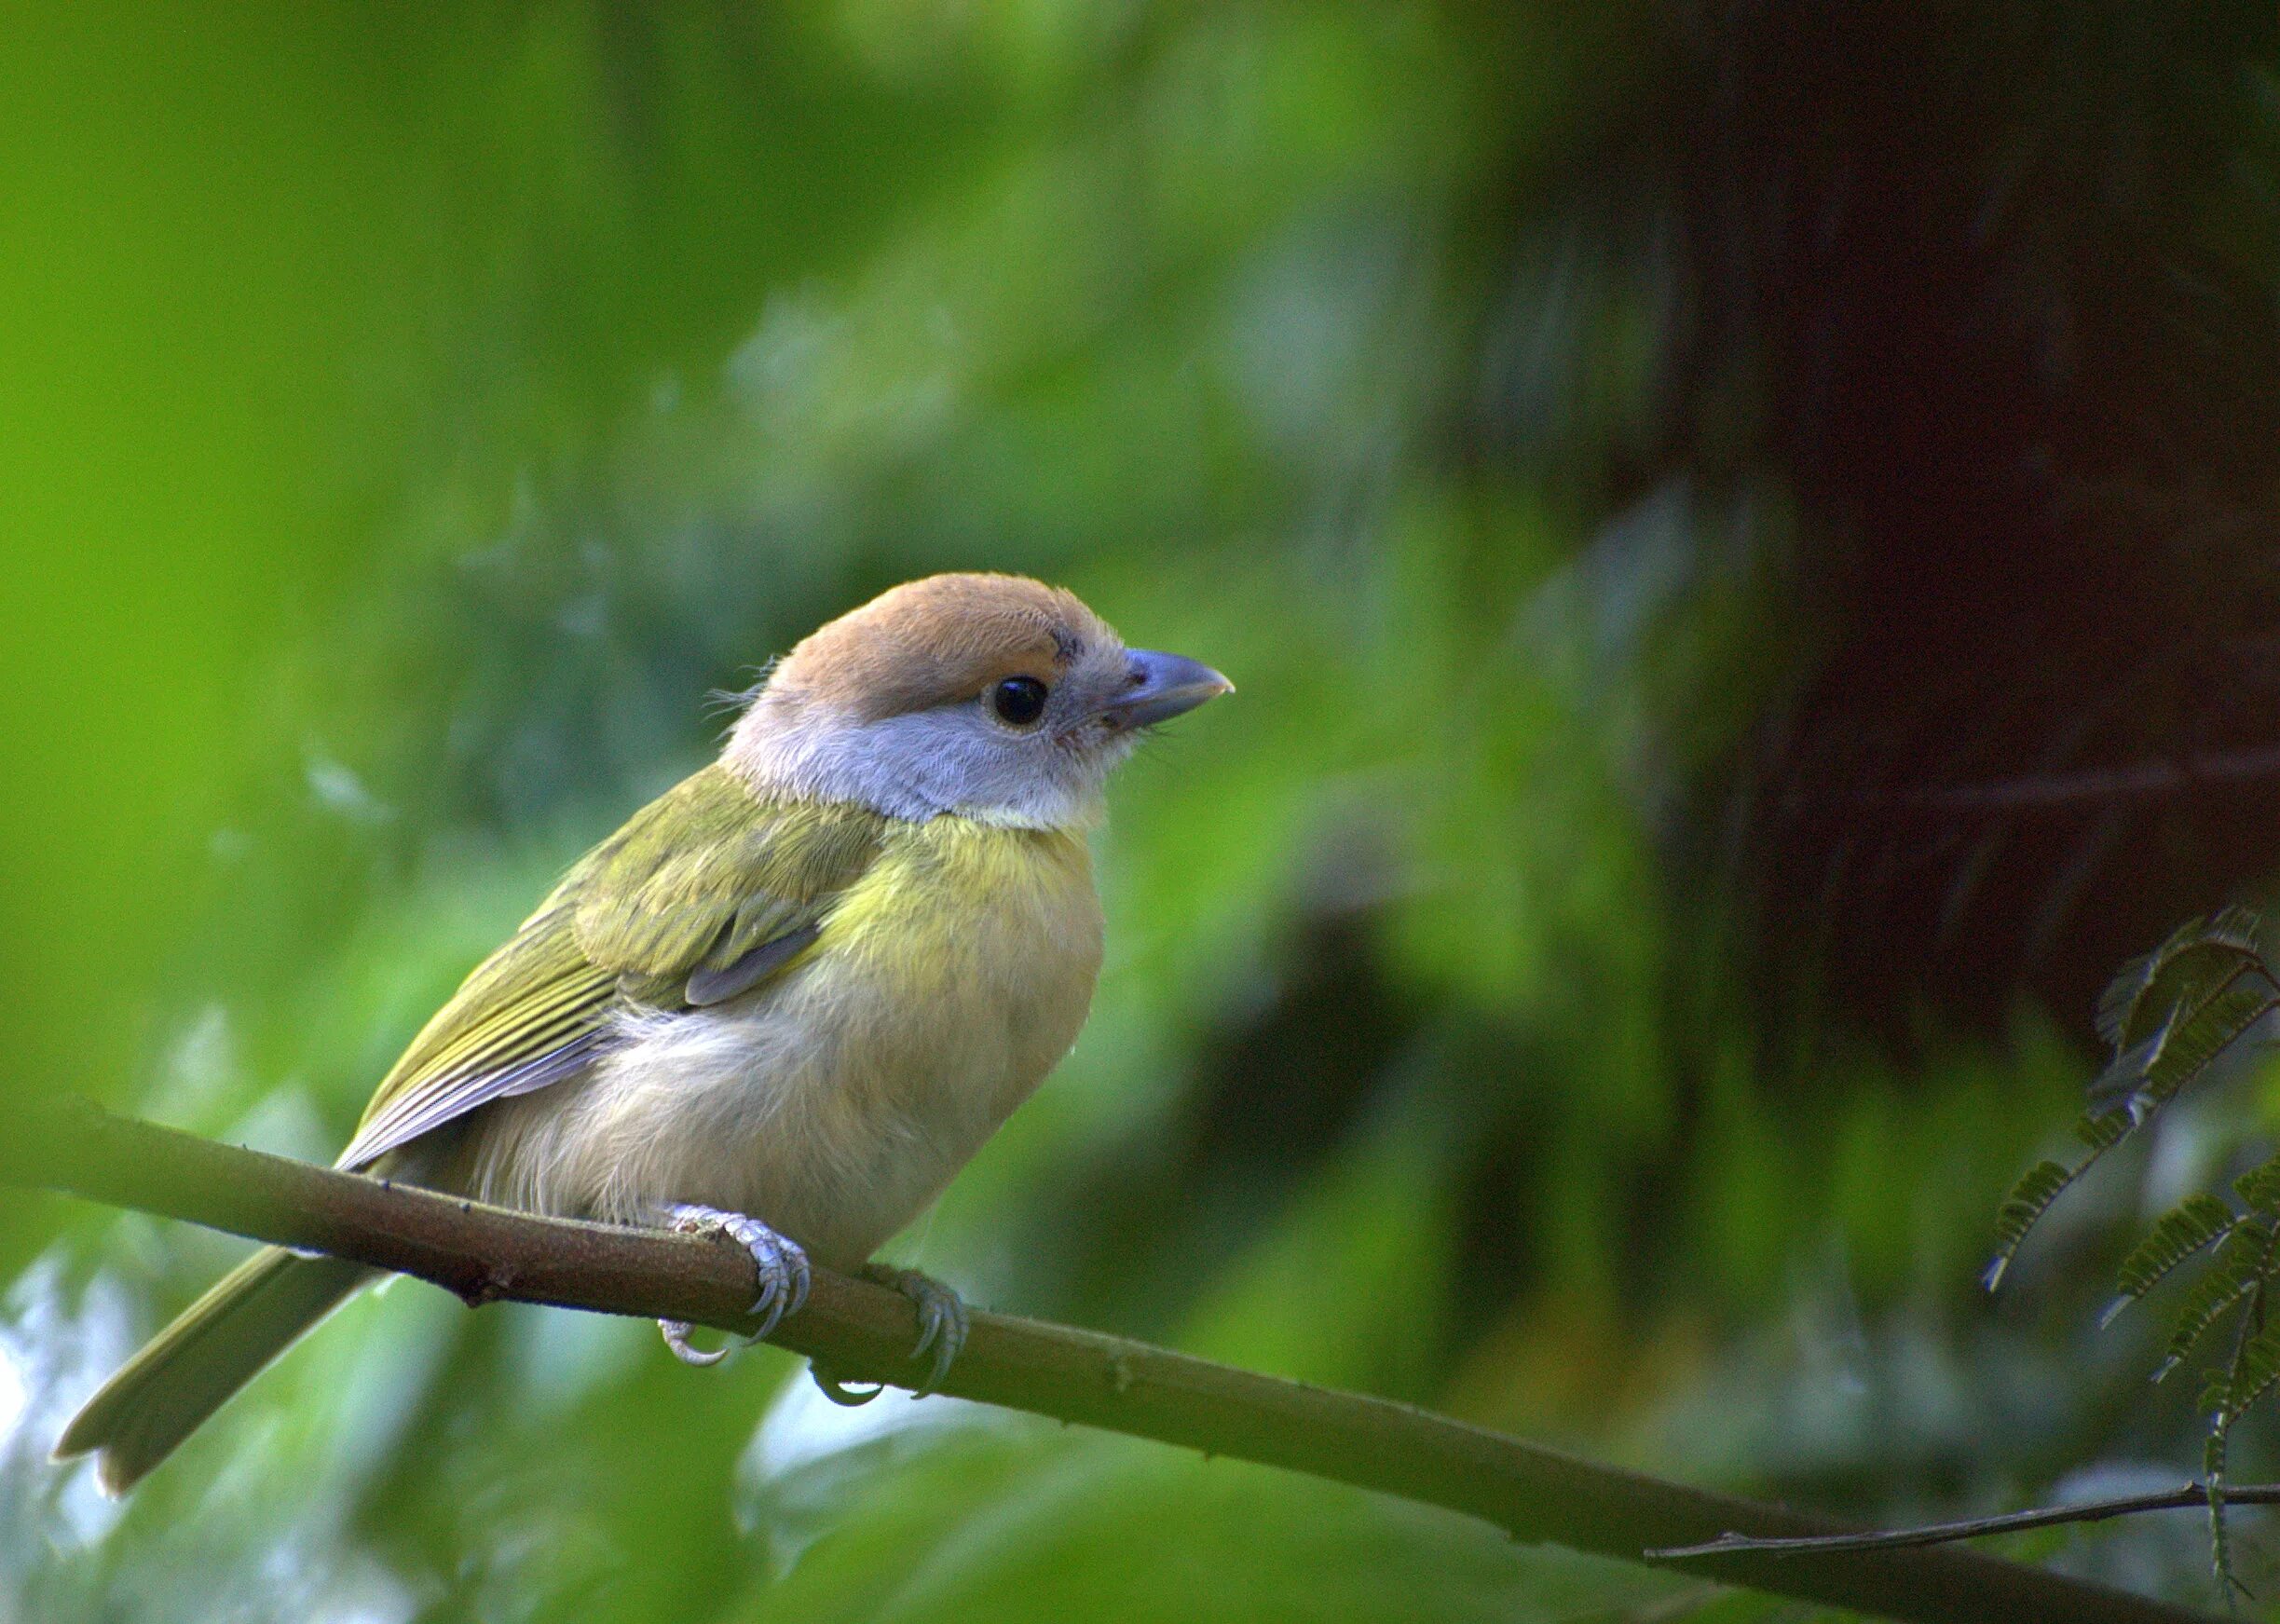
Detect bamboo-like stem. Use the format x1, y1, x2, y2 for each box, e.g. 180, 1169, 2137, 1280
5, 1099, 2221, 1624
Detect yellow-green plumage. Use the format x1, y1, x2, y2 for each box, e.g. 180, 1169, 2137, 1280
461, 805, 1100, 1262
343, 768, 883, 1167
60, 766, 1097, 1492
54, 1249, 372, 1494
58, 570, 1222, 1494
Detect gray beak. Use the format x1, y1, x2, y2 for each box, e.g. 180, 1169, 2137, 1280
1099, 649, 1234, 730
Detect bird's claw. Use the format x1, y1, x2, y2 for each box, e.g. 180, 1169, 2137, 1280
864, 1264, 969, 1398
802, 1267, 968, 1404
657, 1204, 811, 1360
808, 1362, 886, 1406
659, 1318, 730, 1366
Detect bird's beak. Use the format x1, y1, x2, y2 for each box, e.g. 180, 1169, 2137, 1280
1098, 649, 1235, 730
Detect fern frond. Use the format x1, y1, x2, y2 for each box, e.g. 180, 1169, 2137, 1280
2136, 982, 2276, 1112
2104, 1194, 2238, 1322
1986, 1161, 2077, 1290
2096, 908, 2264, 1050
1993, 909, 2280, 1599
2084, 1005, 2182, 1112
2235, 1153, 2280, 1216
1985, 1110, 2142, 1290
2074, 1107, 2133, 1153
2216, 1321, 2280, 1420
2205, 1431, 2239, 1603
2155, 1221, 2271, 1378
2203, 1304, 2280, 1603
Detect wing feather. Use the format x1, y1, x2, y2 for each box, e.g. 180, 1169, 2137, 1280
338, 766, 882, 1170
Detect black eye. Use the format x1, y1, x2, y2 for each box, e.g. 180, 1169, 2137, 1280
990, 676, 1049, 727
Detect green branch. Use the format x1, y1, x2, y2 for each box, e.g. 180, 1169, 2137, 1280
1654, 1482, 2280, 1559
5, 1099, 2220, 1624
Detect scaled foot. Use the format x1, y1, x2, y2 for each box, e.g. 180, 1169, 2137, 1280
655, 1203, 811, 1367
810, 1265, 969, 1405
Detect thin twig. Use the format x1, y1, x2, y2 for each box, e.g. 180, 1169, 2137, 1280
3, 1099, 2224, 1624
1652, 1483, 2280, 1559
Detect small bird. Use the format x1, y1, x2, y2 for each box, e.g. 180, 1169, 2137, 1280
57, 572, 1230, 1493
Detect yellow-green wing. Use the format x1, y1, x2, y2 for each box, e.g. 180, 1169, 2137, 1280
570, 764, 885, 1003
338, 765, 884, 1170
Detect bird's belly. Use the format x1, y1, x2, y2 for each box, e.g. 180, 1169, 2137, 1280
469, 823, 1101, 1269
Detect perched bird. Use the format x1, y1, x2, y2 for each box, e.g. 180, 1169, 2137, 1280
57, 572, 1230, 1493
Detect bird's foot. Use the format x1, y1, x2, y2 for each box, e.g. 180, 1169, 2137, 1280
867, 1265, 969, 1396
655, 1203, 811, 1367
808, 1264, 969, 1405
658, 1319, 729, 1367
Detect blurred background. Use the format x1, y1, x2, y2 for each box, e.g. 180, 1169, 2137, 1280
3, 3, 2278, 1618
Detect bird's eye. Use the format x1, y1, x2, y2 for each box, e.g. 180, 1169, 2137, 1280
990, 676, 1049, 727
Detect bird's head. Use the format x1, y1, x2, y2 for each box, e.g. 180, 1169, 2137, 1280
727, 573, 1231, 827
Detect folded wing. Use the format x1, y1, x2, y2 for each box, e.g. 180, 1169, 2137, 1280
338, 766, 883, 1169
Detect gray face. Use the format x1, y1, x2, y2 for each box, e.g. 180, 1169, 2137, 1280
734, 646, 1232, 827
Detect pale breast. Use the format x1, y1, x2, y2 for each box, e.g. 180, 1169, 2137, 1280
470, 817, 1102, 1268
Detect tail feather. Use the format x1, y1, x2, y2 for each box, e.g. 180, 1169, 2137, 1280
55, 1247, 372, 1494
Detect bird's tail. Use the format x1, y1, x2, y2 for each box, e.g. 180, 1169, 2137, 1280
54, 1246, 373, 1494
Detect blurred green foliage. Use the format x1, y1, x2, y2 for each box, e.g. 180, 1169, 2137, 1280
3, 3, 2278, 1620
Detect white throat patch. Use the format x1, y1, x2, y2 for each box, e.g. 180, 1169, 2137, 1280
727, 695, 1115, 829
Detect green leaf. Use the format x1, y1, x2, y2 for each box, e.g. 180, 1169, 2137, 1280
2095, 907, 2264, 1051
2199, 1295, 2279, 1611
1985, 1109, 2141, 1289
2155, 1222, 2272, 1378
2087, 912, 2273, 1125
2204, 1421, 2230, 1484
1986, 1161, 2073, 1289
2088, 981, 2276, 1126
2084, 1006, 2180, 1112
2217, 1322, 2280, 1421
2073, 1107, 2133, 1153
2107, 1194, 2238, 1318
2205, 1437, 2240, 1602
2137, 982, 2276, 1109
2236, 1154, 2280, 1216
